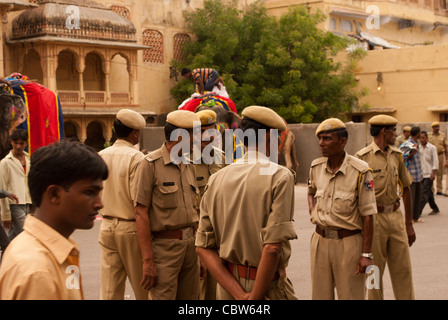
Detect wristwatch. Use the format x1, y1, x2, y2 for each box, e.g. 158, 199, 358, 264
361, 253, 374, 259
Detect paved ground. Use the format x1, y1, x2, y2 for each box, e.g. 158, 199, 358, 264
71, 183, 448, 300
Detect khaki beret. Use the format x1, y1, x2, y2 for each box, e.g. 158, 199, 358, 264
116, 109, 146, 130
368, 115, 398, 126
241, 106, 286, 131
403, 126, 412, 132
315, 118, 346, 136
196, 110, 217, 126
166, 110, 199, 129
432, 121, 440, 127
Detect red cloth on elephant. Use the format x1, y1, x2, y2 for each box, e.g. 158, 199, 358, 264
179, 95, 237, 113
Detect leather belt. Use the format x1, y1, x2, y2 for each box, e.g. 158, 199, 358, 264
315, 225, 361, 240
102, 215, 136, 222
377, 201, 400, 213
152, 226, 196, 240
226, 262, 285, 281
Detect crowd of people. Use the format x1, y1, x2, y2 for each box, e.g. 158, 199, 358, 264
0, 99, 446, 299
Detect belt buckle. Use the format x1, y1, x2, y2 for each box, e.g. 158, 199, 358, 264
181, 227, 193, 240
325, 229, 339, 240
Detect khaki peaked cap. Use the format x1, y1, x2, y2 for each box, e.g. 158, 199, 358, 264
196, 110, 217, 126
116, 109, 146, 130
315, 118, 346, 136
403, 126, 412, 132
241, 106, 286, 131
432, 121, 440, 127
368, 115, 398, 126
166, 110, 199, 129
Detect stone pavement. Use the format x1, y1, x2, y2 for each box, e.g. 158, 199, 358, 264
72, 184, 448, 300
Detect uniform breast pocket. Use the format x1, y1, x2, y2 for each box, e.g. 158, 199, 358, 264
156, 184, 179, 209
333, 190, 355, 215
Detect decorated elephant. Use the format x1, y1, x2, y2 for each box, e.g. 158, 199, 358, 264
0, 87, 28, 159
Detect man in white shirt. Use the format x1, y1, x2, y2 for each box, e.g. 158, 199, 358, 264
419, 131, 440, 216
0, 129, 32, 240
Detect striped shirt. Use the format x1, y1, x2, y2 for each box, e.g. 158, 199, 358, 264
407, 137, 423, 183
191, 68, 215, 84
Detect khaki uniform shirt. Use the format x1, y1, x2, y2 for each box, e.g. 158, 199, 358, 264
99, 139, 144, 220
355, 142, 413, 206
132, 143, 199, 232
193, 147, 227, 200
427, 131, 447, 155
196, 150, 297, 269
308, 153, 377, 230
0, 215, 83, 300
0, 151, 32, 221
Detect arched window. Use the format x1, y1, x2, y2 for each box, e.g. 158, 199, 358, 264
143, 29, 164, 63
173, 33, 191, 62
340, 20, 353, 32
111, 5, 130, 20
329, 18, 336, 31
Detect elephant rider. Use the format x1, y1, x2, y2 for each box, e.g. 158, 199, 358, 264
181, 68, 220, 95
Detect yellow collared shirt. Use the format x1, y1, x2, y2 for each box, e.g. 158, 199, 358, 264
0, 215, 84, 300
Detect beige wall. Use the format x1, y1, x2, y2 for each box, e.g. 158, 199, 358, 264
352, 43, 448, 123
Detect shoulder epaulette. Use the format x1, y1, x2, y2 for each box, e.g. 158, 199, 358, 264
311, 157, 327, 167
347, 155, 369, 172
145, 149, 163, 162
355, 145, 373, 157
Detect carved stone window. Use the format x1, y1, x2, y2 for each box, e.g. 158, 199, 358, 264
111, 5, 130, 20
173, 33, 190, 62
143, 29, 164, 63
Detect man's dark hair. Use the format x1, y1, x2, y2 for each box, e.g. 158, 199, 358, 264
421, 131, 428, 138
164, 122, 181, 141
113, 118, 133, 139
240, 117, 272, 147
10, 128, 28, 142
28, 141, 109, 207
370, 125, 394, 137
411, 126, 421, 137
181, 68, 191, 76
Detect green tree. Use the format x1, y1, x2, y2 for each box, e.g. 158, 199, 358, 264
170, 0, 367, 123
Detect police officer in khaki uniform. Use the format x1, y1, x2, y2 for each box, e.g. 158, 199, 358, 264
98, 109, 148, 300
196, 106, 298, 300
355, 115, 416, 300
194, 110, 226, 300
427, 121, 448, 195
395, 126, 411, 148
308, 118, 377, 300
132, 110, 200, 300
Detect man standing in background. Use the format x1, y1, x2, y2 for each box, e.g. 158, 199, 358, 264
427, 122, 447, 195
419, 131, 440, 216
98, 109, 148, 300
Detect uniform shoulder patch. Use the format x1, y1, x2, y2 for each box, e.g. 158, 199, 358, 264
311, 157, 327, 167
364, 179, 375, 191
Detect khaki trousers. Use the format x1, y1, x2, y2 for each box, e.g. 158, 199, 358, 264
368, 210, 414, 300
310, 232, 365, 300
216, 266, 298, 300
98, 218, 148, 300
149, 236, 199, 300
